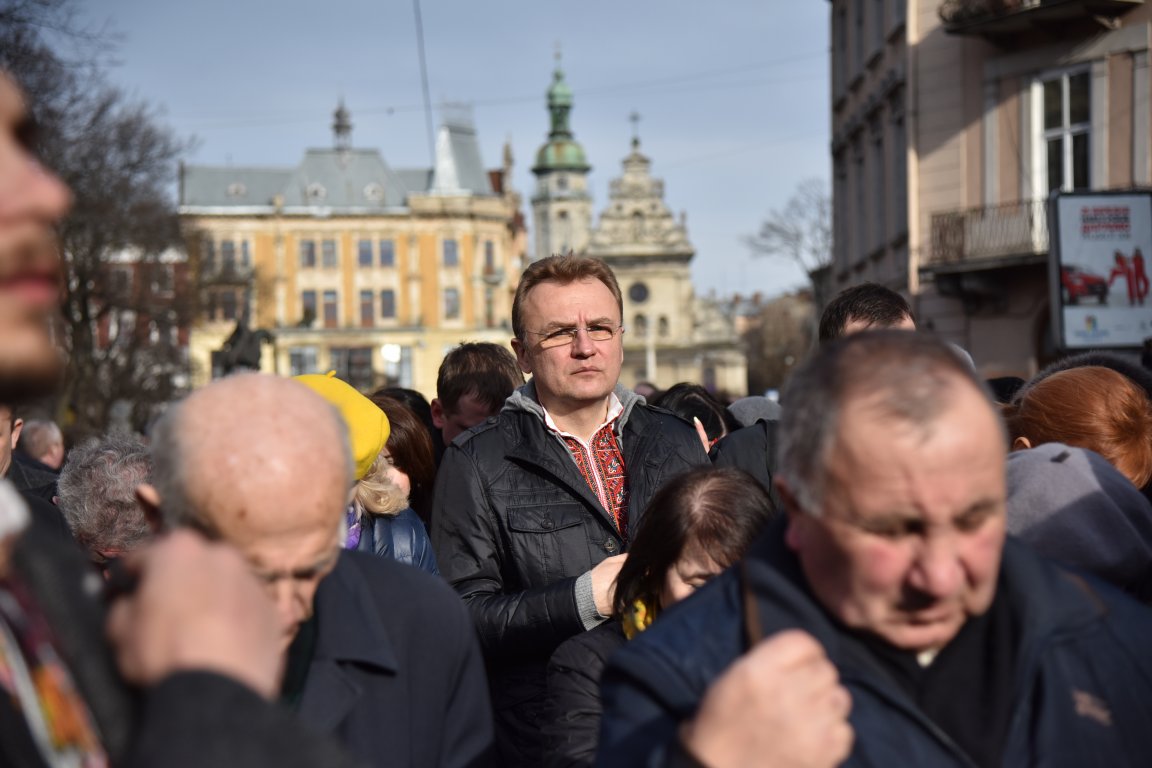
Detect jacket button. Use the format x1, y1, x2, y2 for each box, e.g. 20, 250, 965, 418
604, 539, 618, 553
541, 518, 554, 529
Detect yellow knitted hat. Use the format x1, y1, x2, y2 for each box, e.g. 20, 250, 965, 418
293, 371, 389, 480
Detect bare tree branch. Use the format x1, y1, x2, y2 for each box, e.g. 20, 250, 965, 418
745, 178, 832, 278
2, 2, 193, 437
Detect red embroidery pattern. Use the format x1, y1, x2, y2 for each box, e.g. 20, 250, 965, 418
563, 422, 629, 540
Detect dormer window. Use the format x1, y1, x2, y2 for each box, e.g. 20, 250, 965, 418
307, 182, 327, 201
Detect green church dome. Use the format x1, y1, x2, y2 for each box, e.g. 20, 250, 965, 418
533, 66, 590, 173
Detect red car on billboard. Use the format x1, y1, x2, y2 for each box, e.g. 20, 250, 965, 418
1061, 264, 1109, 305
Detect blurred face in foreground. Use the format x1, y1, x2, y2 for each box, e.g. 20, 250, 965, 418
0, 73, 70, 402
785, 378, 1007, 653
163, 375, 351, 652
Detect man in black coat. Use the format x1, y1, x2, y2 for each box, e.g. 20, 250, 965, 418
141, 372, 494, 768
432, 255, 707, 767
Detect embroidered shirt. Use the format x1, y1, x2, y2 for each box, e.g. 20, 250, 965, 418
543, 395, 630, 540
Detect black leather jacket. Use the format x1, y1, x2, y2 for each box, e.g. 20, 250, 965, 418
431, 384, 706, 767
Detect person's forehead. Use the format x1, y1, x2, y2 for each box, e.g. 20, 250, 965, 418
825, 390, 1004, 502
523, 278, 618, 319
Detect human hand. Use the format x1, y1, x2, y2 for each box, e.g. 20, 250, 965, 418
106, 529, 284, 700
590, 553, 628, 616
692, 417, 711, 455
679, 630, 853, 768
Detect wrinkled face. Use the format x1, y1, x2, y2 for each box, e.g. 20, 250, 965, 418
660, 547, 724, 609
433, 392, 495, 444
186, 434, 347, 651
785, 381, 1007, 653
511, 278, 624, 414
214, 512, 343, 653
0, 74, 70, 400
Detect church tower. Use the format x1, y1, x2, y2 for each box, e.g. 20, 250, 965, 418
531, 58, 592, 260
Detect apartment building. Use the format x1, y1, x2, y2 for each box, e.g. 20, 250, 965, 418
830, 0, 1150, 375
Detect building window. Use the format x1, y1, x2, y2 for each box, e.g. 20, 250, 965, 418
833, 6, 848, 97
484, 240, 496, 273
330, 347, 373, 391
380, 344, 414, 388
221, 290, 238, 322
322, 239, 338, 268
221, 240, 236, 269
152, 264, 175, 294
443, 238, 459, 268
301, 290, 317, 326
323, 290, 338, 328
892, 112, 908, 237
871, 127, 886, 252
557, 210, 571, 255
202, 237, 216, 269
892, 0, 905, 26
299, 240, 316, 269
658, 316, 670, 338
289, 346, 318, 377
240, 240, 250, 267
1041, 70, 1091, 193
358, 239, 373, 267
635, 313, 648, 338
443, 287, 461, 320
854, 0, 865, 74
380, 289, 396, 319
833, 152, 848, 270
872, 0, 885, 53
360, 290, 374, 327
110, 267, 132, 299
379, 239, 395, 267
557, 175, 568, 191
854, 149, 867, 263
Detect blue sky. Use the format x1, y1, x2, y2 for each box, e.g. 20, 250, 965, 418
82, 1, 829, 298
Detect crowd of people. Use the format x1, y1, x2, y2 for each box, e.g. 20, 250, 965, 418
3, 67, 1152, 767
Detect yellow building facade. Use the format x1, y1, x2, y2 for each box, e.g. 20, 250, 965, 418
180, 105, 525, 397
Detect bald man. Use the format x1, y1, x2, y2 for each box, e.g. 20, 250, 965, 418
139, 373, 494, 768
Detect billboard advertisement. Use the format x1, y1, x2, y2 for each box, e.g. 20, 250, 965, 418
1050, 192, 1152, 349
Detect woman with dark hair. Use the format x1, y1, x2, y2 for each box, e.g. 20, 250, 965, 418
336, 393, 438, 574
541, 467, 776, 768
653, 383, 740, 453
369, 393, 438, 528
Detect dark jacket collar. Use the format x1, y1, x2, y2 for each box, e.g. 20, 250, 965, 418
311, 553, 398, 672
297, 553, 399, 734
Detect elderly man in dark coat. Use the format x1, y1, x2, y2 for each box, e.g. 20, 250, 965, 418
141, 373, 495, 768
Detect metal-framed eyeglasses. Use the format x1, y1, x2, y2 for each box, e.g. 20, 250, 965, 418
524, 324, 624, 349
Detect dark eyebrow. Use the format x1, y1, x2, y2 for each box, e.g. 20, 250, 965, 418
539, 320, 578, 332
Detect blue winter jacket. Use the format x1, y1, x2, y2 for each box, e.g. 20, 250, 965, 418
598, 520, 1152, 767
357, 507, 439, 576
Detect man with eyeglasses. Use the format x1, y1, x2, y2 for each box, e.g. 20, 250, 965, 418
432, 253, 707, 768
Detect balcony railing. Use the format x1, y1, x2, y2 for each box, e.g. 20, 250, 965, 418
939, 0, 1143, 37
927, 199, 1048, 269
